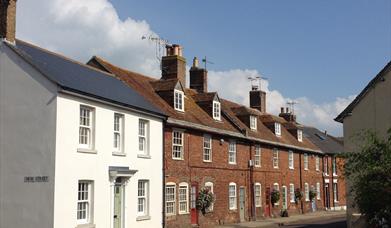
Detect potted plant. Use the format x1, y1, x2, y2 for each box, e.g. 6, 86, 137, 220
196, 188, 215, 215
294, 188, 303, 204
271, 189, 280, 207
309, 189, 316, 202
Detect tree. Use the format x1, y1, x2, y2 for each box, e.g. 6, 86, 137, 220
343, 130, 391, 227
271, 189, 280, 207
196, 188, 214, 215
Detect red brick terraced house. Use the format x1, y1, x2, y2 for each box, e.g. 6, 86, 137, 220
87, 45, 336, 228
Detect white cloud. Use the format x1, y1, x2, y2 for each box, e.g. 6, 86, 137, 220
208, 69, 355, 136
17, 0, 161, 76
16, 0, 354, 136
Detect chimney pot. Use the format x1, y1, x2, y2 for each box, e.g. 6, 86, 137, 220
249, 90, 266, 113
161, 44, 187, 86
280, 107, 284, 114
286, 107, 290, 113
193, 57, 199, 68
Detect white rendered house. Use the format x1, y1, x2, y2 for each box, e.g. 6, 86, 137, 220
0, 37, 165, 228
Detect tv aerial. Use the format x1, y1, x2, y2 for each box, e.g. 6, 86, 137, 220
286, 100, 299, 114
141, 35, 170, 64
202, 56, 214, 70
248, 75, 268, 91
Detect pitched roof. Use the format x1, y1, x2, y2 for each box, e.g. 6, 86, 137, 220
88, 56, 321, 153
4, 40, 165, 117
302, 126, 344, 154
335, 61, 391, 123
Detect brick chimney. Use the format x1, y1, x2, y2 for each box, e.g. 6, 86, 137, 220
189, 57, 208, 93
161, 44, 186, 86
279, 107, 296, 122
249, 86, 266, 113
0, 0, 17, 43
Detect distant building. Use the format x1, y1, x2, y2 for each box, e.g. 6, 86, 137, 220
302, 127, 346, 211
335, 61, 391, 228
0, 1, 166, 228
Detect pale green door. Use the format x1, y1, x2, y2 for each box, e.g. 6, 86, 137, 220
114, 185, 122, 228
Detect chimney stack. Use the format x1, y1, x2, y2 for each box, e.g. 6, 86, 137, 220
249, 87, 266, 113
161, 44, 186, 86
279, 106, 296, 122
0, 0, 17, 43
189, 57, 208, 93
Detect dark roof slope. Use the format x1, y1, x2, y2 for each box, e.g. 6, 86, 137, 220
302, 126, 343, 154
335, 61, 391, 123
5, 40, 165, 117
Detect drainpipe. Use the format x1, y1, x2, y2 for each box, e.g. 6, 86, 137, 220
162, 124, 166, 228
249, 143, 254, 220
299, 153, 304, 214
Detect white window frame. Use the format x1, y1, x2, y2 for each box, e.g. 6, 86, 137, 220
113, 113, 124, 153
205, 182, 214, 211
172, 130, 184, 160
229, 182, 237, 210
304, 153, 309, 170
213, 101, 221, 121
178, 182, 189, 214
273, 148, 279, 168
228, 140, 236, 164
305, 183, 309, 201
275, 122, 281, 136
316, 182, 321, 200
289, 183, 295, 203
273, 183, 279, 205
315, 155, 320, 171
333, 182, 339, 202
79, 106, 94, 150
288, 151, 294, 169
250, 115, 257, 130
254, 145, 261, 167
137, 180, 149, 217
254, 183, 261, 207
297, 129, 303, 142
165, 183, 176, 216
203, 134, 212, 162
174, 89, 184, 112
77, 181, 93, 225
138, 119, 149, 156
332, 157, 338, 176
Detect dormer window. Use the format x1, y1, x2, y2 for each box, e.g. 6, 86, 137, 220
250, 115, 257, 130
174, 89, 184, 111
297, 129, 303, 142
213, 101, 221, 121
274, 122, 281, 136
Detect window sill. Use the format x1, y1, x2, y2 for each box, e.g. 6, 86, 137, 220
333, 174, 338, 177
289, 167, 294, 170
304, 168, 308, 171
137, 154, 151, 159
203, 160, 212, 163
255, 165, 261, 168
255, 205, 262, 208
229, 208, 237, 211
273, 167, 279, 169
112, 152, 126, 156
76, 223, 95, 228
172, 158, 184, 161
178, 212, 190, 215
77, 148, 97, 154
290, 200, 295, 203
136, 215, 151, 221
228, 162, 237, 165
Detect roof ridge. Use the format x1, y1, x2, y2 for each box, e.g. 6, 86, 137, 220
92, 55, 158, 82
15, 39, 115, 78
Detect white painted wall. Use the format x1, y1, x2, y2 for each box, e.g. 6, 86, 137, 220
0, 43, 57, 228
53, 92, 163, 227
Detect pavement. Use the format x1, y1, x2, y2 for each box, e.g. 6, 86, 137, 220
216, 210, 346, 228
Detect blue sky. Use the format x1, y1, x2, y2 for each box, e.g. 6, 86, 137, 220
17, 0, 390, 135
112, 0, 390, 103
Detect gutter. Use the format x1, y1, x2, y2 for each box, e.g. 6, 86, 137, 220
167, 118, 323, 154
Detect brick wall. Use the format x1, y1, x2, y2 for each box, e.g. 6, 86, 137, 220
164, 126, 328, 227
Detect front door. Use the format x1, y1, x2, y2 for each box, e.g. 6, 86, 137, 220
265, 187, 271, 217
190, 184, 198, 225
282, 186, 287, 209
239, 187, 245, 222
324, 183, 330, 209
114, 184, 123, 228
